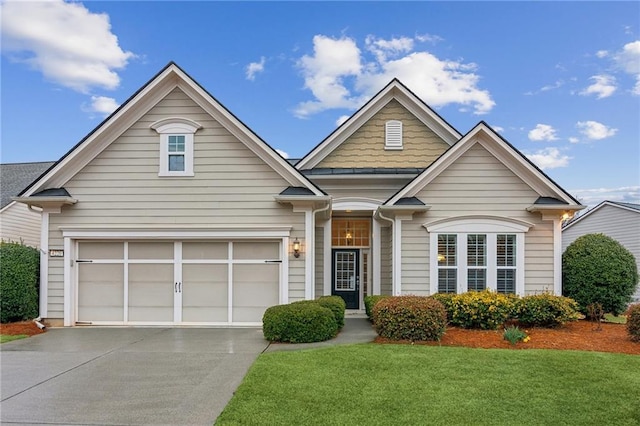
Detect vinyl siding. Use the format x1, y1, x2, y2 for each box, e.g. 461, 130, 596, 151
45, 87, 306, 318
315, 225, 324, 298
563, 205, 640, 301
0, 203, 42, 247
402, 143, 555, 295
316, 179, 413, 203
316, 100, 449, 169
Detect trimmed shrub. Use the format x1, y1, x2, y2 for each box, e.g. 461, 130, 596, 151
429, 293, 456, 322
627, 304, 640, 342
316, 296, 346, 329
515, 294, 580, 327
1, 242, 40, 323
563, 234, 638, 316
364, 295, 390, 320
372, 296, 446, 341
263, 303, 338, 343
448, 290, 516, 330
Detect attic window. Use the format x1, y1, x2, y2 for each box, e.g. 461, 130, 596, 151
151, 118, 202, 177
385, 120, 403, 150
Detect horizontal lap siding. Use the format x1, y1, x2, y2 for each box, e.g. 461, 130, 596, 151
320, 181, 412, 203
316, 100, 449, 169
46, 88, 305, 318
563, 205, 640, 300
402, 143, 554, 295
315, 226, 324, 298
0, 203, 41, 247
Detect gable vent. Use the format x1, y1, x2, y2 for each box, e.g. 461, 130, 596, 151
385, 120, 403, 150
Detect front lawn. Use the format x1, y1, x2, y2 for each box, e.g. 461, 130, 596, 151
217, 344, 640, 425
0, 334, 28, 343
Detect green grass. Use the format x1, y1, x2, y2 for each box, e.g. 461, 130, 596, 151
217, 344, 640, 425
0, 334, 28, 343
604, 313, 627, 324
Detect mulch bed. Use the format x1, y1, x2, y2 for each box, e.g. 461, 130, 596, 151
0, 320, 46, 337
375, 320, 639, 355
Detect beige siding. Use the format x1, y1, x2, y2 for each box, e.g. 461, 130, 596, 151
316, 178, 413, 203
380, 225, 392, 295
45, 88, 306, 318
0, 203, 42, 247
314, 225, 324, 298
563, 205, 640, 301
402, 143, 555, 295
316, 100, 449, 169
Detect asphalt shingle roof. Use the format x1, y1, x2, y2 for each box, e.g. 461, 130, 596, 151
0, 162, 55, 208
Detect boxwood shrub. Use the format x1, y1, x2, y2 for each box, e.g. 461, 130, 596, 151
563, 233, 638, 316
447, 290, 515, 330
364, 295, 390, 321
372, 296, 446, 341
514, 293, 580, 327
627, 304, 640, 342
263, 302, 338, 343
316, 296, 346, 329
0, 242, 40, 323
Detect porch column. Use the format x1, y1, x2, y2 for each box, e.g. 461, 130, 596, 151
372, 217, 381, 295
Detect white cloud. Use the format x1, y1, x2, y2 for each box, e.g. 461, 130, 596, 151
576, 120, 617, 140
1, 0, 134, 93
526, 147, 571, 170
295, 34, 495, 117
87, 95, 119, 116
528, 124, 559, 142
336, 115, 350, 126
568, 137, 579, 144
580, 74, 617, 99
596, 50, 609, 58
492, 125, 504, 133
570, 186, 640, 207
275, 149, 290, 159
415, 33, 443, 44
612, 40, 640, 95
246, 56, 266, 81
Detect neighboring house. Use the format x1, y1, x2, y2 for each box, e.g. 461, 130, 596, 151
563, 201, 640, 302
14, 63, 584, 327
0, 161, 55, 247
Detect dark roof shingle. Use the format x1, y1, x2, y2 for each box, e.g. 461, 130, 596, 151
1, 162, 55, 208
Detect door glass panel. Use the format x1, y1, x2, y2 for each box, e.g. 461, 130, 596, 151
182, 264, 228, 322
233, 264, 279, 322
335, 251, 356, 291
78, 264, 124, 322
128, 242, 174, 260
182, 242, 228, 260
128, 264, 174, 321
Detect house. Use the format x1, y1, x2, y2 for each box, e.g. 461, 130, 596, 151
14, 62, 584, 327
1, 161, 55, 247
563, 201, 640, 302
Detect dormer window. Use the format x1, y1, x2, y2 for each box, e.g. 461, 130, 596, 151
385, 120, 403, 150
151, 117, 202, 177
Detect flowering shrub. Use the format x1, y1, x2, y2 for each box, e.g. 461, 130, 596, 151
447, 290, 516, 330
429, 293, 455, 322
515, 293, 580, 327
627, 304, 640, 342
364, 295, 390, 321
372, 296, 446, 341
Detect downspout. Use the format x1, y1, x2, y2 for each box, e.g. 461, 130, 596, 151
376, 208, 395, 295
310, 200, 332, 299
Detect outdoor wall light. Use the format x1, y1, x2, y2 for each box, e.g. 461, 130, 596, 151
293, 238, 301, 258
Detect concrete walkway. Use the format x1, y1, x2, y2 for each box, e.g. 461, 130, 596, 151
0, 318, 376, 425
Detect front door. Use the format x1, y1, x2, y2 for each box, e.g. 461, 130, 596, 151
332, 249, 359, 309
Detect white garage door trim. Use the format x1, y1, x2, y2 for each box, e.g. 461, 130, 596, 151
61, 227, 292, 326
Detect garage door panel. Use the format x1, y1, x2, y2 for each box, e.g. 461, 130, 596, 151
233, 242, 279, 260
78, 242, 123, 259
183, 242, 228, 260
78, 264, 124, 322
128, 242, 173, 260
182, 264, 228, 322
233, 264, 279, 322
128, 264, 174, 322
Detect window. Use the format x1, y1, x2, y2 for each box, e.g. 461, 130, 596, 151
151, 118, 202, 177
385, 120, 403, 150
426, 218, 530, 296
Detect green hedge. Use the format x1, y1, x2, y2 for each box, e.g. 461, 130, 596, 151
627, 304, 640, 342
263, 302, 338, 343
515, 293, 580, 327
0, 242, 40, 323
372, 296, 446, 341
316, 296, 346, 329
563, 233, 638, 316
364, 295, 390, 320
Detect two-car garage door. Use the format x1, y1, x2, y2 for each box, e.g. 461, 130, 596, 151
76, 240, 281, 325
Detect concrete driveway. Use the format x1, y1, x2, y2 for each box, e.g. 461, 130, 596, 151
1, 327, 269, 425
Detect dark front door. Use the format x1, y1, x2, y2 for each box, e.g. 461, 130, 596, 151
332, 249, 359, 309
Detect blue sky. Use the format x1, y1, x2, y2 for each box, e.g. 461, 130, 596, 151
1, 1, 639, 206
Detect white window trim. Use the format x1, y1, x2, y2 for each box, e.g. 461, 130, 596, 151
151, 118, 202, 177
385, 120, 403, 150
425, 217, 530, 296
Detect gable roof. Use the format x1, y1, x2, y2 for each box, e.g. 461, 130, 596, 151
563, 200, 640, 230
0, 161, 55, 209
19, 62, 325, 198
385, 121, 584, 208
295, 79, 462, 170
